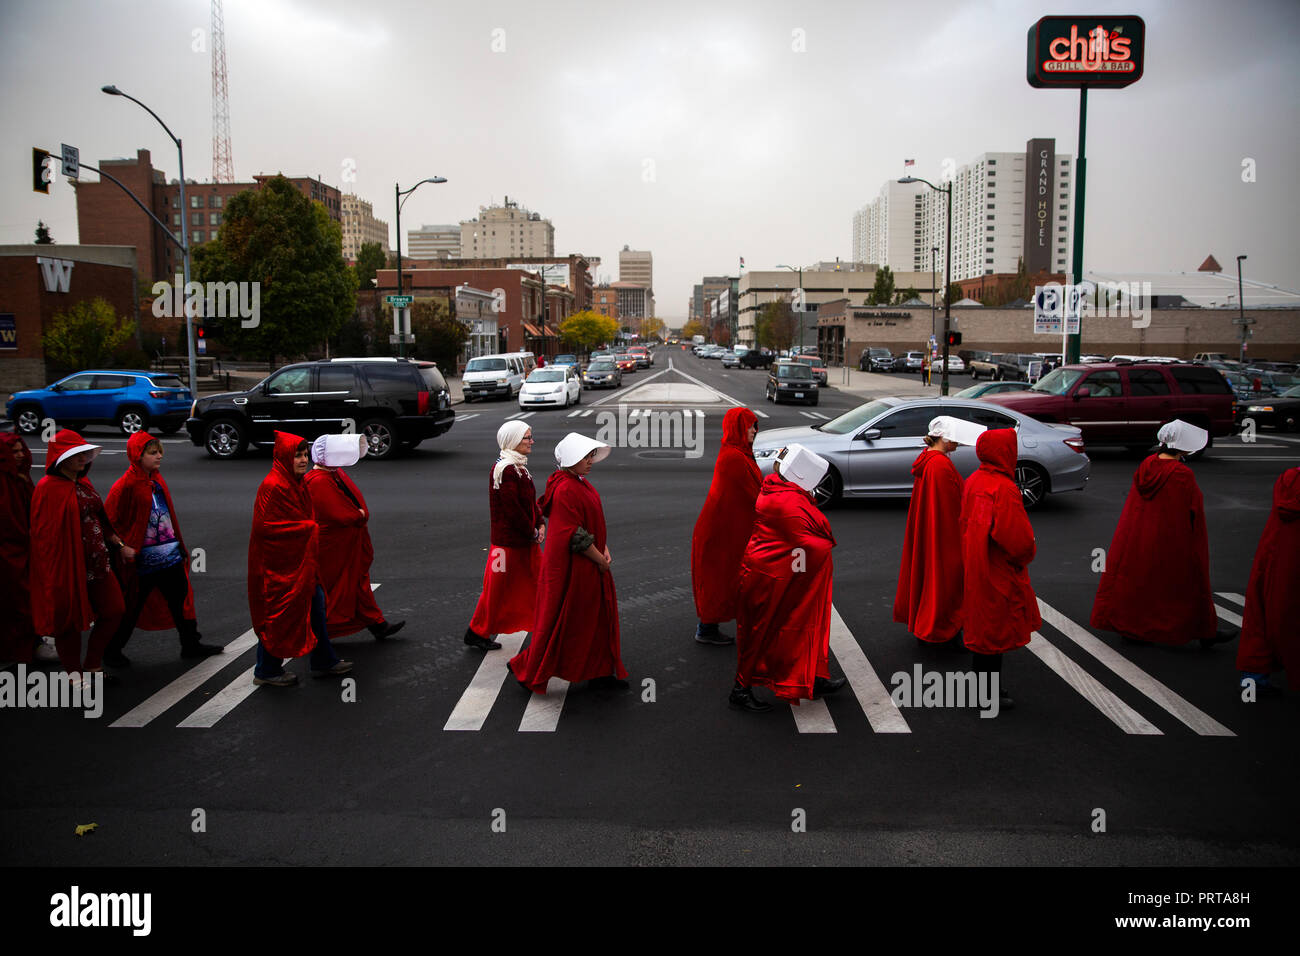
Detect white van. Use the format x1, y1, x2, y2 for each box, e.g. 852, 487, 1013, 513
463, 352, 535, 401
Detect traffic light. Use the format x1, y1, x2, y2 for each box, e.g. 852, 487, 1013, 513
32, 148, 51, 194
946, 331, 963, 347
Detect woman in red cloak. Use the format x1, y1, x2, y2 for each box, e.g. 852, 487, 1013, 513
1090, 420, 1228, 648
732, 444, 844, 712
303, 434, 405, 642
509, 432, 627, 694
1237, 466, 1300, 690
104, 431, 220, 666
248, 431, 350, 687
464, 421, 544, 651
29, 429, 131, 676
0, 434, 36, 663
893, 415, 985, 645
960, 428, 1038, 708
691, 407, 760, 645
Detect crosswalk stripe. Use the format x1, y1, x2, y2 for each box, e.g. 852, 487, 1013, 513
443, 632, 527, 731
752, 408, 769, 419
1025, 632, 1163, 734
1214, 605, 1243, 627
504, 412, 524, 419
110, 628, 258, 728
580, 409, 594, 417
1216, 592, 1246, 607
567, 410, 584, 417
799, 412, 820, 419
519, 678, 570, 732
176, 666, 259, 728
830, 605, 911, 733
791, 698, 837, 733
810, 412, 830, 420
456, 413, 479, 421
1036, 599, 1234, 737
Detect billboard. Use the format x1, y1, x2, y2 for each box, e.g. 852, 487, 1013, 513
1027, 16, 1145, 89
1022, 139, 1056, 274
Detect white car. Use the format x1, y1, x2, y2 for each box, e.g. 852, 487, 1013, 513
929, 355, 966, 373
518, 366, 582, 409
720, 351, 740, 368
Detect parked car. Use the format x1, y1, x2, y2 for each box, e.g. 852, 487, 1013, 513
1241, 385, 1300, 432
860, 348, 895, 373
8, 369, 193, 437
552, 353, 580, 369
581, 361, 622, 390
765, 361, 819, 406
930, 355, 966, 373
519, 366, 582, 409
902, 351, 927, 373
751, 397, 1089, 510
739, 349, 774, 369
968, 352, 1002, 380
796, 355, 829, 385
953, 381, 1032, 399
463, 352, 533, 401
186, 357, 453, 461
995, 353, 1041, 382
981, 362, 1234, 454
720, 351, 741, 368
1222, 370, 1274, 402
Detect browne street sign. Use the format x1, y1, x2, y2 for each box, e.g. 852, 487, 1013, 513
385, 294, 413, 308
1027, 16, 1145, 89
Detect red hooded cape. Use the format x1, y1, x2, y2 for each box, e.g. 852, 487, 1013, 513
509, 469, 626, 692
691, 407, 761, 623
893, 447, 964, 641
1237, 467, 1300, 687
105, 431, 197, 630
29, 430, 108, 637
0, 434, 35, 660
735, 472, 835, 701
469, 460, 542, 636
960, 429, 1040, 654
248, 431, 320, 658
1090, 455, 1216, 644
303, 465, 385, 637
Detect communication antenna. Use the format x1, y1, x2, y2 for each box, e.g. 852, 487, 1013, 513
211, 0, 235, 182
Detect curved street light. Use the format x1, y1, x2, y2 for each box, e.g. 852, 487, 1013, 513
394, 177, 448, 358
774, 263, 804, 355
901, 175, 954, 395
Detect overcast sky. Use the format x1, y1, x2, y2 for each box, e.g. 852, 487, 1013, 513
3, 0, 1297, 320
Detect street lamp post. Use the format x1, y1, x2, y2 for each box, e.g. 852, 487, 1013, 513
901, 176, 953, 395
775, 263, 804, 355
395, 177, 448, 358
1236, 254, 1248, 364
102, 84, 197, 392
930, 246, 938, 341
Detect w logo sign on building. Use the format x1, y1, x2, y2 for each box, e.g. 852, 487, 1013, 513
36, 257, 74, 293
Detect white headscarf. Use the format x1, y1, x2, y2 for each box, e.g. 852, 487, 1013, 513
312, 434, 366, 468
554, 432, 611, 469
927, 415, 986, 446
1157, 419, 1209, 454
774, 443, 829, 493
493, 420, 532, 489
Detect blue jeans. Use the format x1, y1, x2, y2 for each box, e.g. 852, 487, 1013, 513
254, 586, 340, 677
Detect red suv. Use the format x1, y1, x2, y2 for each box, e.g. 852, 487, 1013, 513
981, 363, 1234, 452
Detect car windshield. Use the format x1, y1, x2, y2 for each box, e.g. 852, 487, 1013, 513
777, 365, 814, 380
529, 370, 565, 382
1031, 369, 1083, 395
588, 362, 616, 372
151, 375, 186, 388
817, 400, 893, 435
554, 355, 577, 364
1283, 386, 1300, 398
466, 358, 507, 372
954, 385, 987, 398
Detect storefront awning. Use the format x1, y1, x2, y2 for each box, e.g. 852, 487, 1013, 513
522, 323, 542, 336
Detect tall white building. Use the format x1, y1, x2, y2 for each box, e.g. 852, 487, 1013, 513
459, 197, 555, 259
341, 194, 391, 261
852, 180, 927, 272
406, 224, 460, 259
618, 246, 653, 289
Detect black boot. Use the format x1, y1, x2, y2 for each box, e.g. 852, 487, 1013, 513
464, 627, 501, 651
180, 623, 223, 659
729, 681, 772, 713
813, 676, 847, 698
369, 620, 406, 640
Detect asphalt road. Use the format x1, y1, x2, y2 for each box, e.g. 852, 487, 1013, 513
4, 347, 1297, 867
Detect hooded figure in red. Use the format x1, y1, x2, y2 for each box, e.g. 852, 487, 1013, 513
960, 428, 1039, 656
104, 431, 203, 657
509, 433, 627, 693
734, 461, 837, 705
1090, 455, 1217, 645
0, 434, 36, 662
690, 407, 761, 642
1237, 467, 1300, 689
894, 442, 966, 643
248, 432, 320, 658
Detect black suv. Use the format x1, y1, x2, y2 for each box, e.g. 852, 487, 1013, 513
739, 348, 774, 369
996, 353, 1040, 382
186, 358, 454, 460
859, 348, 895, 373
765, 361, 818, 406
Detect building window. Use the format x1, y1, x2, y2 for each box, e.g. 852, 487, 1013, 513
987, 215, 995, 221
987, 159, 996, 165
192, 231, 204, 243
191, 212, 202, 226
191, 196, 202, 208
210, 213, 221, 226
1059, 216, 1068, 221
172, 213, 181, 226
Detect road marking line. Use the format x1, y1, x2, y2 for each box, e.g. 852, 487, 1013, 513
1216, 592, 1246, 607
519, 678, 569, 731
1036, 599, 1234, 737
580, 409, 594, 417
444, 632, 527, 731
590, 366, 675, 406
830, 605, 911, 733
110, 628, 258, 728
1025, 632, 1162, 734
791, 698, 837, 733
810, 412, 830, 420
1214, 605, 1243, 627
567, 410, 584, 417
176, 665, 260, 728
456, 413, 479, 421
799, 412, 820, 419
504, 412, 524, 420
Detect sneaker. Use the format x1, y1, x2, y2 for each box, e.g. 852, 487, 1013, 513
694, 625, 734, 646
103, 650, 132, 669
181, 643, 224, 659
310, 660, 354, 678
253, 672, 299, 687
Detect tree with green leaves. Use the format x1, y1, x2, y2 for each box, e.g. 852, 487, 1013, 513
352, 241, 387, 293
893, 287, 920, 305
192, 175, 356, 364
755, 300, 796, 350
404, 298, 469, 369
35, 221, 54, 244
43, 297, 135, 371
560, 310, 619, 353
869, 265, 895, 306
680, 319, 706, 341
945, 282, 963, 307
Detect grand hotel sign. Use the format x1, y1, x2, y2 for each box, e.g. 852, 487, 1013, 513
1027, 16, 1145, 89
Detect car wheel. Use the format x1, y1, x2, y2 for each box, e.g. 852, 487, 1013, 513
360, 418, 397, 460
464, 394, 475, 403
204, 418, 248, 459
115, 407, 150, 435
1015, 462, 1048, 510
13, 405, 42, 435
812, 465, 842, 510
1283, 413, 1298, 432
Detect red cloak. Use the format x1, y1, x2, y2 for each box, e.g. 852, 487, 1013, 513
893, 447, 964, 641
303, 465, 385, 637
0, 434, 35, 661
469, 460, 543, 636
691, 407, 761, 624
1237, 467, 1300, 687
105, 431, 197, 630
29, 430, 111, 637
1090, 455, 1216, 645
248, 431, 320, 658
735, 472, 835, 701
509, 469, 626, 692
960, 429, 1040, 654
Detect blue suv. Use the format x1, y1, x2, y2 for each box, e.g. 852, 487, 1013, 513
7, 370, 194, 437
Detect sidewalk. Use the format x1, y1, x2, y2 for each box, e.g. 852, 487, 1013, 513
822, 366, 944, 400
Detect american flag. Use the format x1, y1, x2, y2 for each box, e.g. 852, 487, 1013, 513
739, 257, 745, 269
904, 158, 915, 167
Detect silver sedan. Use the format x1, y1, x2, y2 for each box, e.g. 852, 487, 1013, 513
751, 396, 1090, 510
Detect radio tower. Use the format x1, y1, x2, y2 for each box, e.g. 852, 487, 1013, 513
211, 0, 235, 182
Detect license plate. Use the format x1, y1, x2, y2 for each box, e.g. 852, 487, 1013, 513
794, 392, 804, 398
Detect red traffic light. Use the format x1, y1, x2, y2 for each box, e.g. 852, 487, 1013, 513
946, 331, 963, 346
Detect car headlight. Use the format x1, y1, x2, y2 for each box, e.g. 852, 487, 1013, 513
190, 401, 197, 417
497, 378, 508, 385
1247, 405, 1271, 412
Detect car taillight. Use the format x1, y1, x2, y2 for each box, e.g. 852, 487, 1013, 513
1064, 438, 1086, 454
417, 391, 430, 415
150, 390, 169, 399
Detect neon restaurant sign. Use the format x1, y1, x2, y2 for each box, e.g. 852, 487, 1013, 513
1027, 16, 1145, 88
